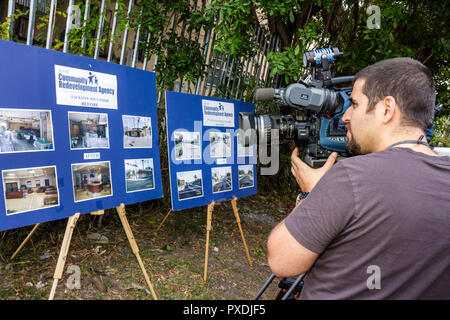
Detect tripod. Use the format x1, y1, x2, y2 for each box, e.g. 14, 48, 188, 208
253, 273, 306, 300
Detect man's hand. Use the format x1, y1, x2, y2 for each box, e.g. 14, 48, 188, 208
291, 147, 337, 192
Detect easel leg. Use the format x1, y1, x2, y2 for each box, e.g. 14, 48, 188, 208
116, 203, 158, 300
203, 202, 215, 283
231, 197, 253, 267
49, 213, 80, 300
10, 223, 41, 261
155, 208, 173, 233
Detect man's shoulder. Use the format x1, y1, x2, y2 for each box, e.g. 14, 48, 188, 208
340, 147, 450, 165
335, 147, 450, 178
339, 149, 393, 165
334, 149, 393, 172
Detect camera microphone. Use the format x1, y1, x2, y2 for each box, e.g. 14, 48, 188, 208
255, 88, 285, 102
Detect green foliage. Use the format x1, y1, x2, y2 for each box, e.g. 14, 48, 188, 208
267, 20, 322, 84
64, 1, 112, 56
206, 0, 256, 58
127, 0, 213, 91
0, 9, 29, 40
430, 115, 450, 147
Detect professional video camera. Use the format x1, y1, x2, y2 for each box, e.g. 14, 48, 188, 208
239, 47, 353, 167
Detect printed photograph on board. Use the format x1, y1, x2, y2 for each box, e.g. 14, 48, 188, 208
68, 112, 110, 149
238, 165, 254, 189
2, 166, 59, 215
237, 130, 254, 157
0, 109, 54, 153
125, 158, 155, 193
209, 132, 231, 158
211, 166, 232, 193
122, 115, 152, 148
177, 170, 203, 200
71, 161, 112, 202
174, 131, 201, 160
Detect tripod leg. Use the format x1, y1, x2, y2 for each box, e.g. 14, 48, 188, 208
203, 202, 214, 283
155, 208, 173, 233
116, 203, 158, 300
49, 213, 80, 300
231, 197, 252, 267
253, 273, 276, 300
281, 273, 305, 300
10, 223, 41, 260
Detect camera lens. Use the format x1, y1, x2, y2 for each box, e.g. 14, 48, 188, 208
238, 112, 310, 147
256, 114, 309, 146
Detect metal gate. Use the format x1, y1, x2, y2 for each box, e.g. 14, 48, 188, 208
3, 0, 282, 104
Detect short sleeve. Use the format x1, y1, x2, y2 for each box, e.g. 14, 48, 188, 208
284, 162, 355, 254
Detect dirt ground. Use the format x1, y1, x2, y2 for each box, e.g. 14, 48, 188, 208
0, 193, 295, 300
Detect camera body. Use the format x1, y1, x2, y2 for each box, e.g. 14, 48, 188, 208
239, 47, 353, 168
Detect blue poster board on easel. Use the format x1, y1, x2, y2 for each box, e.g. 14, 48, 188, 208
165, 91, 257, 212
0, 40, 162, 232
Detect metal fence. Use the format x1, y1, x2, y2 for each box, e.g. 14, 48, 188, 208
4, 0, 282, 104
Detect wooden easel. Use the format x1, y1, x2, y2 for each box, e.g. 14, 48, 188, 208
156, 197, 253, 283
10, 205, 158, 300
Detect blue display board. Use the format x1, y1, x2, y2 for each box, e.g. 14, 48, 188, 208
0, 40, 162, 231
165, 91, 257, 211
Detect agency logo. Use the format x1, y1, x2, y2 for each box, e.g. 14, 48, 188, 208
87, 72, 99, 85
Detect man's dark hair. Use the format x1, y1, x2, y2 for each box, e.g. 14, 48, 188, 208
354, 57, 435, 131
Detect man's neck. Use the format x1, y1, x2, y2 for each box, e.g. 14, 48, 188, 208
376, 129, 438, 156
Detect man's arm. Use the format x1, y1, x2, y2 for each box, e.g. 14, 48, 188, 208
268, 220, 319, 277
267, 148, 338, 277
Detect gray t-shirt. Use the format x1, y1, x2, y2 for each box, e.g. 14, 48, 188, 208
285, 147, 450, 299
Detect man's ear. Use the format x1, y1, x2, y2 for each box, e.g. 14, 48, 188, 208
380, 96, 397, 124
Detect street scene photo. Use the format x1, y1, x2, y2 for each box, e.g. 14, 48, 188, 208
174, 131, 201, 160
2, 166, 59, 215
212, 166, 232, 193
71, 161, 113, 202
125, 158, 155, 193
122, 115, 152, 148
238, 165, 254, 189
68, 112, 109, 149
0, 109, 54, 153
177, 170, 203, 200
209, 131, 231, 158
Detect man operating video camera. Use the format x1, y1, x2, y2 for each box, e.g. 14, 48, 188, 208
267, 57, 450, 299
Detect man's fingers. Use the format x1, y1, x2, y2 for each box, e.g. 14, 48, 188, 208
322, 152, 338, 170
291, 153, 310, 172
291, 165, 296, 177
